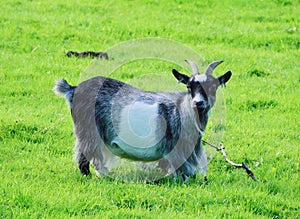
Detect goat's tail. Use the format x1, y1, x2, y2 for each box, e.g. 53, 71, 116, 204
53, 79, 76, 108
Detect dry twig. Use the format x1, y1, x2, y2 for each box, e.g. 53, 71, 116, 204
202, 140, 258, 181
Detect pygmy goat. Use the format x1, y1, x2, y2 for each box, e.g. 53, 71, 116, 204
53, 60, 231, 181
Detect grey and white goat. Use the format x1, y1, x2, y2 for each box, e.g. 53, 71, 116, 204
53, 60, 231, 181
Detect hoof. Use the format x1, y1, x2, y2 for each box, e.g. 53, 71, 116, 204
78, 153, 90, 176
79, 163, 91, 176
204, 176, 208, 183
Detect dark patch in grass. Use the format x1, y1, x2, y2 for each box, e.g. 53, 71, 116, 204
14, 191, 34, 209
241, 100, 278, 111
0, 121, 58, 144
248, 199, 282, 218
275, 0, 292, 6
9, 90, 33, 97
266, 181, 281, 195
140, 199, 161, 211
6, 122, 45, 143
114, 197, 137, 209
255, 16, 264, 23
78, 202, 112, 216
212, 123, 226, 133
3, 73, 35, 80
120, 73, 135, 80
247, 69, 270, 77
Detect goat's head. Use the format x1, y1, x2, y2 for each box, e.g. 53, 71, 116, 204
172, 60, 232, 133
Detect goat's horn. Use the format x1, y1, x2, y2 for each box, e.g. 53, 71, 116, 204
205, 60, 224, 75
185, 60, 199, 76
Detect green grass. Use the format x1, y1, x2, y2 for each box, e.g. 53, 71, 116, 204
1, 0, 299, 218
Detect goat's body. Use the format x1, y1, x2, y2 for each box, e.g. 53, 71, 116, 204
54, 60, 231, 181
54, 76, 208, 179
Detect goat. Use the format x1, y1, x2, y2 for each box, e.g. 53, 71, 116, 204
53, 60, 231, 181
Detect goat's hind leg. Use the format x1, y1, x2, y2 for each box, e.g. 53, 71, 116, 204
74, 137, 110, 177
74, 139, 91, 176
91, 146, 110, 177
78, 152, 91, 176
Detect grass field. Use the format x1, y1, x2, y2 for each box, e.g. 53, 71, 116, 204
0, 0, 299, 218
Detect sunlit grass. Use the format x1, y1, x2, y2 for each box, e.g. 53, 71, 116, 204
0, 0, 299, 218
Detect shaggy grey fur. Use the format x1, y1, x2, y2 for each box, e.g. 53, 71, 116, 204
53, 60, 231, 181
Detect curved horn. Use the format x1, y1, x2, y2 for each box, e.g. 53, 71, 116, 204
185, 60, 199, 76
205, 60, 224, 75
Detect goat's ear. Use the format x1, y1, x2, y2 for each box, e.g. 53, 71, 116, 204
218, 71, 232, 87
172, 69, 190, 85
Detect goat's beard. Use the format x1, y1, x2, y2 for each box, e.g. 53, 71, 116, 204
192, 107, 207, 136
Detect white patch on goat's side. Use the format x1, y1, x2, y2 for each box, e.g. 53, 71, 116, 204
194, 74, 207, 83
110, 101, 166, 161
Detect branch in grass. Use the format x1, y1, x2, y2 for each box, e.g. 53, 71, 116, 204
202, 140, 258, 181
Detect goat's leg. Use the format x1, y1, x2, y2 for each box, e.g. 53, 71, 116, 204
74, 139, 91, 176
91, 146, 109, 177
158, 158, 171, 175
172, 169, 190, 182
78, 152, 90, 176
